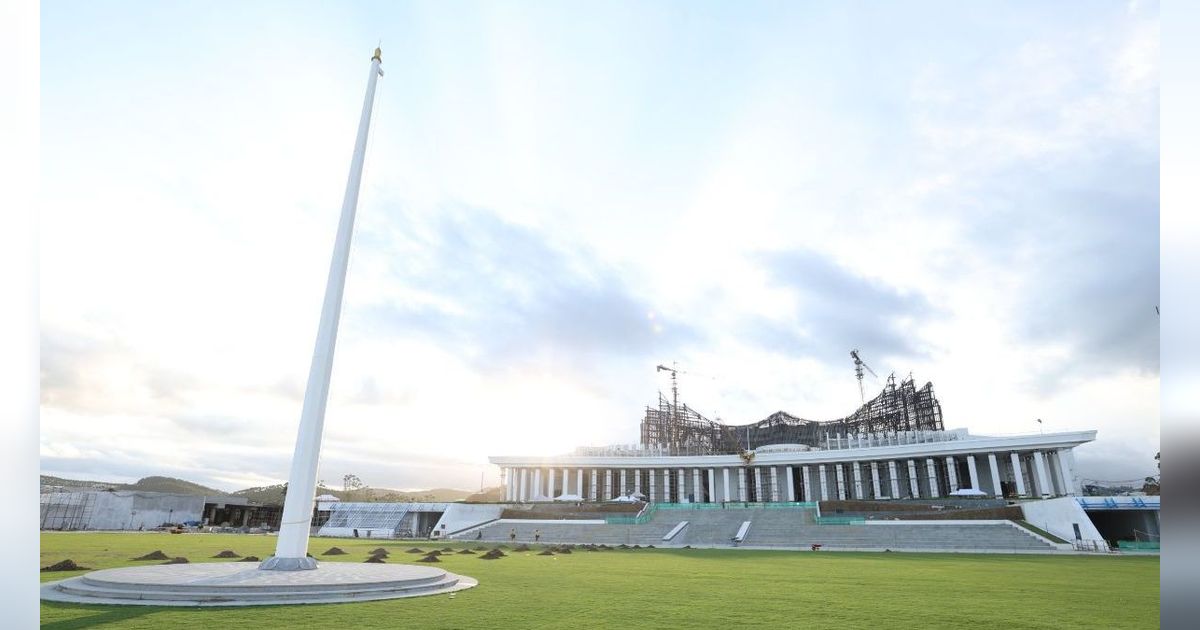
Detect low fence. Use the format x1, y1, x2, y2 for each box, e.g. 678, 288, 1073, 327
605, 501, 819, 525
1117, 540, 1160, 551
813, 516, 866, 525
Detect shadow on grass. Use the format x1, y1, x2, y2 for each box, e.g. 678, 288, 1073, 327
41, 603, 161, 630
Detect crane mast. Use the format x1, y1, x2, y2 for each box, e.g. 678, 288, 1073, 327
850, 349, 878, 403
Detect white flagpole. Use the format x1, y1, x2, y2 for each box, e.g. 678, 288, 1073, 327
262, 48, 384, 570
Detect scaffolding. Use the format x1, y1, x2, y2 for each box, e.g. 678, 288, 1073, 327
640, 375, 944, 455
39, 491, 96, 531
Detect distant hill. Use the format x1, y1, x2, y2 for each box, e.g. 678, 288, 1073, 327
232, 484, 473, 505
124, 476, 228, 495
41, 474, 473, 505
40, 474, 119, 492
464, 486, 505, 502
40, 475, 229, 496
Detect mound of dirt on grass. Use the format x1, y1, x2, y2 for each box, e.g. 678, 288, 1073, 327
513, 544, 530, 551
162, 557, 189, 564
537, 549, 555, 556
370, 548, 389, 555
457, 549, 475, 554
322, 547, 348, 556
618, 544, 630, 549
133, 550, 169, 561
238, 556, 260, 562
441, 547, 455, 552
682, 545, 692, 549
41, 559, 90, 572
364, 556, 386, 563
555, 547, 572, 554
473, 546, 488, 551
417, 554, 441, 563
584, 546, 598, 551
479, 549, 505, 560
632, 545, 641, 549
212, 550, 241, 558
647, 545, 655, 549
405, 548, 425, 554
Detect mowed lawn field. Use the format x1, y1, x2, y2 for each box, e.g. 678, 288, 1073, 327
40, 533, 1159, 629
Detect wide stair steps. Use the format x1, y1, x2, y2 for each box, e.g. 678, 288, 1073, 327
471, 507, 1056, 552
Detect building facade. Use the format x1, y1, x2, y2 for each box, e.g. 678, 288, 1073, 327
490, 378, 1095, 504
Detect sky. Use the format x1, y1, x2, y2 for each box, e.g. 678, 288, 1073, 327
39, 1, 1160, 493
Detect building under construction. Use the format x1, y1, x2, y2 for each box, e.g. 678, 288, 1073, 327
491, 365, 1095, 506
640, 375, 945, 455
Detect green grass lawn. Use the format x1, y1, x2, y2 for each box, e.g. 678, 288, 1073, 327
40, 533, 1159, 629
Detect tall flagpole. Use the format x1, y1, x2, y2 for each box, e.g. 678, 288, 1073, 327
262, 47, 384, 571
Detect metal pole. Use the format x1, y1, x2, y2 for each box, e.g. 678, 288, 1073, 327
262, 48, 384, 571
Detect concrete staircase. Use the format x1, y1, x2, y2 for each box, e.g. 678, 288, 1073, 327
468, 507, 1057, 552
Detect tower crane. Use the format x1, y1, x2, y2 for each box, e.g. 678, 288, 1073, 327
850, 349, 878, 403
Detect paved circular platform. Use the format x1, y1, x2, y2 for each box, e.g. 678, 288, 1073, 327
41, 562, 478, 606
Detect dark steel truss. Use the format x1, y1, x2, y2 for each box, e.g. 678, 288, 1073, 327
639, 375, 944, 454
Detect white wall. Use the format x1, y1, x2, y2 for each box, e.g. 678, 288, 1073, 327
432, 504, 505, 536
1019, 497, 1105, 544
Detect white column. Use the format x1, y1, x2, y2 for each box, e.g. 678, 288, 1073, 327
589, 470, 598, 501
560, 469, 568, 499
634, 469, 642, 496
835, 464, 846, 500
926, 458, 939, 498
517, 469, 526, 502
619, 469, 627, 498
1010, 453, 1027, 496
987, 453, 1002, 497
532, 469, 542, 500
678, 469, 687, 503
708, 469, 717, 503
966, 456, 979, 490
870, 462, 881, 498
723, 468, 732, 502
649, 469, 656, 502
888, 461, 900, 498
576, 468, 584, 498
786, 466, 796, 502
737, 468, 747, 502
770, 467, 780, 502
852, 463, 864, 499
1055, 449, 1076, 496
604, 469, 612, 500
267, 48, 385, 569
694, 469, 703, 502
664, 469, 672, 503
753, 467, 764, 502
907, 460, 920, 498
801, 466, 812, 502
945, 456, 959, 492
818, 465, 829, 501
1033, 451, 1052, 497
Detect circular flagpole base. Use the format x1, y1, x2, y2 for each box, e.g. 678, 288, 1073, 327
258, 555, 319, 571
41, 562, 477, 607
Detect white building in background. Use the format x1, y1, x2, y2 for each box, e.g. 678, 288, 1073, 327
490, 376, 1096, 504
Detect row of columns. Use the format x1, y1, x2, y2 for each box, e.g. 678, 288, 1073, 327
500, 449, 1078, 503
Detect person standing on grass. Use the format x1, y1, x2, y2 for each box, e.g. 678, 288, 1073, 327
510, 527, 516, 543
534, 529, 541, 543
